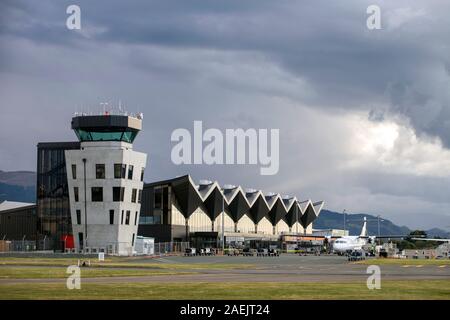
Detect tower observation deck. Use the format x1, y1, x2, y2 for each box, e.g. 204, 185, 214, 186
71, 114, 143, 143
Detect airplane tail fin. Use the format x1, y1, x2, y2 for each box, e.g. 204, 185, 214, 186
360, 217, 368, 237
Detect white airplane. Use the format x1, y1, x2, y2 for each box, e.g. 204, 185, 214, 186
331, 217, 405, 254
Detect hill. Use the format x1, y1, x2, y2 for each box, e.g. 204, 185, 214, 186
0, 170, 36, 203
314, 209, 450, 238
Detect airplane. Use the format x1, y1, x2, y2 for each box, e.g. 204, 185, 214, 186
330, 217, 406, 254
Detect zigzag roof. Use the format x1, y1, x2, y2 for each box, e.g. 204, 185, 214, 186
143, 175, 324, 227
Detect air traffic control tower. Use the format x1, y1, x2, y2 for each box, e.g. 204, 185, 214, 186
65, 113, 147, 255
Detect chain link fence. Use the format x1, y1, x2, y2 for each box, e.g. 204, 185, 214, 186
0, 240, 38, 252
154, 242, 190, 255
0, 239, 190, 256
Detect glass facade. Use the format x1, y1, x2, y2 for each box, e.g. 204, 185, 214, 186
36, 142, 80, 251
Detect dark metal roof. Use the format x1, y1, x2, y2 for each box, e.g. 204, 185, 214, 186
37, 142, 80, 149
71, 115, 142, 131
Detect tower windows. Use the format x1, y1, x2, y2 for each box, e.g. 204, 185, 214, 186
113, 187, 125, 202
96, 164, 105, 179
71, 164, 77, 179
91, 187, 103, 202
131, 188, 137, 203
125, 210, 130, 225
74, 187, 79, 202
109, 210, 114, 225
114, 164, 127, 179
76, 209, 81, 224
128, 165, 134, 180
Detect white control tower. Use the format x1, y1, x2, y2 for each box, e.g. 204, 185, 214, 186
65, 113, 147, 255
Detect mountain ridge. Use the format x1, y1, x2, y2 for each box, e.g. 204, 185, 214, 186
0, 170, 448, 238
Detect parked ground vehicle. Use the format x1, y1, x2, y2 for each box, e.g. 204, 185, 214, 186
227, 248, 240, 256
257, 248, 269, 257
184, 248, 196, 256
268, 249, 280, 257
242, 248, 255, 256
348, 250, 366, 261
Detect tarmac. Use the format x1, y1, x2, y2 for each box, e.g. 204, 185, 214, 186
1, 255, 449, 284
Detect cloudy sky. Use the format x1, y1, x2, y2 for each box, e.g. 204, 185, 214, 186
1, 0, 450, 230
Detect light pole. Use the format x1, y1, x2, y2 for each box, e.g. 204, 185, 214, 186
83, 158, 88, 252
377, 215, 381, 237
222, 190, 225, 254
343, 209, 347, 235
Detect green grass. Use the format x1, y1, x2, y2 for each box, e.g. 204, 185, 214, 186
356, 258, 450, 266
0, 280, 449, 300
0, 257, 254, 270
0, 267, 192, 279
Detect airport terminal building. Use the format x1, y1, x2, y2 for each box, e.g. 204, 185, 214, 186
138, 175, 324, 249
1, 112, 324, 255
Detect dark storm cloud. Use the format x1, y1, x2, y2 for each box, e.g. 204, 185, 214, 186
1, 0, 450, 229
3, 0, 450, 146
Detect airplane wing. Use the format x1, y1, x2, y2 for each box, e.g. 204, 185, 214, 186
411, 238, 450, 242
359, 235, 407, 239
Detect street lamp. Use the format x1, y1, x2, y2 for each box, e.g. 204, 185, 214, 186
342, 209, 347, 235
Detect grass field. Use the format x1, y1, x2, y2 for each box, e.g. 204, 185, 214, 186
0, 257, 255, 270
0, 267, 193, 279
356, 258, 450, 266
0, 280, 449, 300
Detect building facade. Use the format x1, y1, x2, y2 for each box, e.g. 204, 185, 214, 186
0, 201, 37, 241
36, 142, 80, 250
65, 114, 147, 255
138, 175, 324, 247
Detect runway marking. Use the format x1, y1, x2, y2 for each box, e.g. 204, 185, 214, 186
416, 265, 423, 268
402, 265, 411, 268
438, 265, 446, 268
